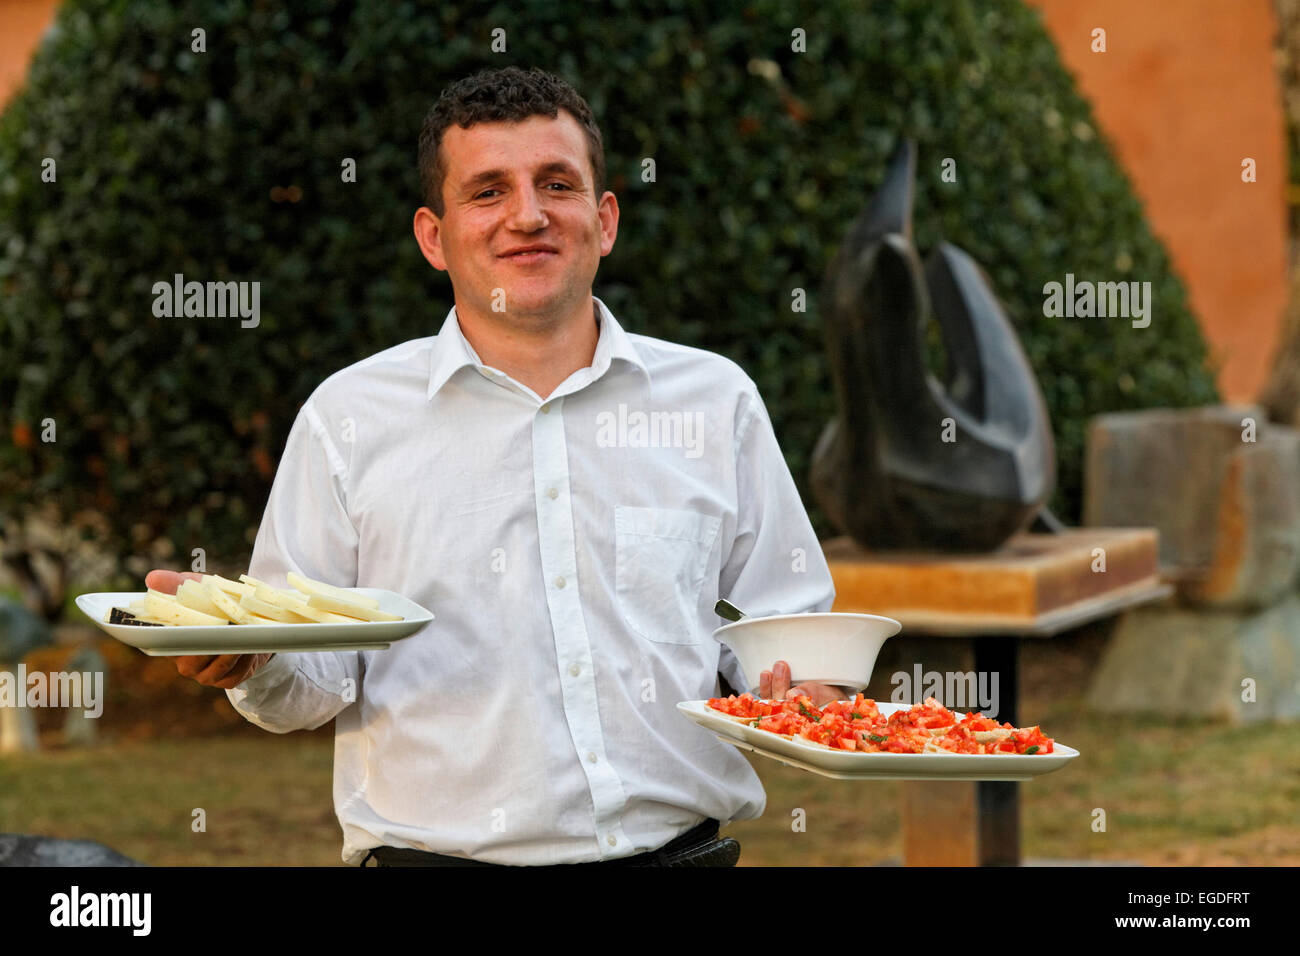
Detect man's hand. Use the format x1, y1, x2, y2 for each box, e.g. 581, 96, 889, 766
758, 660, 845, 708
146, 569, 274, 689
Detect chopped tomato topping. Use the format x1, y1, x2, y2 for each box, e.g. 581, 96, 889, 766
887, 697, 958, 732
959, 711, 1013, 732
1011, 725, 1054, 754
707, 693, 782, 719
710, 694, 1054, 755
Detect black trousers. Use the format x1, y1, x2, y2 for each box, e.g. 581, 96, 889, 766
361, 817, 740, 867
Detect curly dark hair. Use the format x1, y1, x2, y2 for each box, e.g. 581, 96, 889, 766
418, 66, 606, 217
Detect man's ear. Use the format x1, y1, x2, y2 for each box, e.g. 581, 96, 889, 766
413, 206, 448, 272
597, 190, 619, 257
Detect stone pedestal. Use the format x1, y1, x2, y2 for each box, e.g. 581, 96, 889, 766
0, 658, 38, 754
0, 697, 38, 753
827, 530, 1169, 866
824, 528, 1161, 632
1086, 596, 1300, 722
1084, 405, 1300, 609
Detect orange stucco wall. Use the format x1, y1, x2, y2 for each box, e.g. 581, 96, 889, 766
1026, 0, 1289, 403
0, 0, 57, 107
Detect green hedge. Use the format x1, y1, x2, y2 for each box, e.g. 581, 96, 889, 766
0, 0, 1218, 575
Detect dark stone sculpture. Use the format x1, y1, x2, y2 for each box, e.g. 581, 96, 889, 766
811, 141, 1055, 552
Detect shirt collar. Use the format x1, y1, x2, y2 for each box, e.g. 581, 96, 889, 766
426, 295, 650, 401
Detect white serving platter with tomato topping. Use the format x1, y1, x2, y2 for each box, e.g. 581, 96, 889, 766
677, 699, 1078, 781
76, 589, 434, 656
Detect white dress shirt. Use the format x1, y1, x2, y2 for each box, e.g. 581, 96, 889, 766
226, 295, 836, 865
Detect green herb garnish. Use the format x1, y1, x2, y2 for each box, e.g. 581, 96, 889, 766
1024, 745, 1039, 755
798, 702, 820, 722
868, 733, 888, 743
851, 712, 863, 720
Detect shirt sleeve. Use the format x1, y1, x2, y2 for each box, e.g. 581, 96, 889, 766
717, 383, 836, 693
224, 399, 363, 733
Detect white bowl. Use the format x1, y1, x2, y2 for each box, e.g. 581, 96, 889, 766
713, 612, 901, 692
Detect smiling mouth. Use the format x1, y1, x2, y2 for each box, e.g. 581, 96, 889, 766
501, 250, 558, 264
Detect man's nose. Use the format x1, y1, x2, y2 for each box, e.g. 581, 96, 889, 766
505, 185, 548, 232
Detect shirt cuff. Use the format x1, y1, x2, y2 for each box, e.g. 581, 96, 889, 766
235, 653, 296, 692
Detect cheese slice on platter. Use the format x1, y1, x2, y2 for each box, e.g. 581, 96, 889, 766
142, 592, 228, 627
305, 593, 402, 622
288, 571, 382, 610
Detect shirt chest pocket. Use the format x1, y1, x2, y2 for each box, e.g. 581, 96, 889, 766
614, 505, 722, 646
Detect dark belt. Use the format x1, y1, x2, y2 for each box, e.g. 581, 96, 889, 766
362, 818, 740, 867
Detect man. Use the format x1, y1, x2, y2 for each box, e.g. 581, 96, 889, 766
150, 66, 843, 866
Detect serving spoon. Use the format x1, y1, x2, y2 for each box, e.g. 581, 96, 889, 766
714, 599, 746, 622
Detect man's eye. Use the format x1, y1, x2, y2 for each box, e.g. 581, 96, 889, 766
474, 184, 569, 200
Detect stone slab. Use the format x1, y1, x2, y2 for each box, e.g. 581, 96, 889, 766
1084, 405, 1265, 574
1083, 405, 1300, 609
1176, 430, 1300, 609
825, 529, 1159, 625
1086, 595, 1300, 722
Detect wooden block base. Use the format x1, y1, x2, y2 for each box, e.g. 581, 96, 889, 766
825, 529, 1160, 629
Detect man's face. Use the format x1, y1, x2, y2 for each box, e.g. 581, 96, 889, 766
415, 111, 617, 325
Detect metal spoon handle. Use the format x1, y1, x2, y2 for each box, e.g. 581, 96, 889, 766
714, 599, 746, 622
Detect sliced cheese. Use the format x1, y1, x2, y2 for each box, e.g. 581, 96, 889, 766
203, 580, 260, 625
239, 592, 313, 623
176, 580, 229, 620
253, 585, 359, 624
203, 574, 254, 598
238, 573, 277, 593
251, 585, 309, 610
288, 571, 381, 610
143, 593, 228, 627
305, 593, 401, 622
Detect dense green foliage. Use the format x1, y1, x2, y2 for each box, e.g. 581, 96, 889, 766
0, 0, 1218, 572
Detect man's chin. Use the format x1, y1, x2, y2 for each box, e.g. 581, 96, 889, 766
498, 290, 582, 321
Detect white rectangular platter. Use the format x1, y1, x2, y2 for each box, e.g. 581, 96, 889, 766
76, 589, 434, 656
677, 699, 1078, 781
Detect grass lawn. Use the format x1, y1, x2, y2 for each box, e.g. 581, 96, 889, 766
3, 697, 1297, 865
0, 732, 343, 866
735, 700, 1300, 866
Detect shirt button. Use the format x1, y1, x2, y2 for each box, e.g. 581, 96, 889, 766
540, 404, 551, 414
546, 487, 558, 500
587, 752, 597, 763
555, 576, 566, 589
569, 663, 580, 677
606, 835, 617, 847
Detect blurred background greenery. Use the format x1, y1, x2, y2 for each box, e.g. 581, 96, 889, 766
0, 0, 1218, 580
